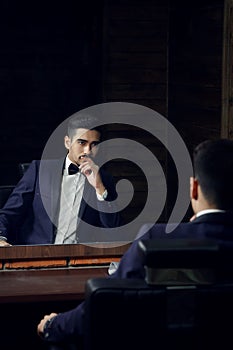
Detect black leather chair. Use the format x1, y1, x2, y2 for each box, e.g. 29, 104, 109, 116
0, 185, 15, 208
18, 162, 30, 178
0, 163, 30, 210
0, 163, 30, 209
47, 239, 233, 350
84, 277, 233, 350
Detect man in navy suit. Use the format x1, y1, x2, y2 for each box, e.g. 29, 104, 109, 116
37, 138, 233, 346
0, 111, 122, 246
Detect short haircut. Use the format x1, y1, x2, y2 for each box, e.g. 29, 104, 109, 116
193, 139, 233, 210
67, 111, 104, 140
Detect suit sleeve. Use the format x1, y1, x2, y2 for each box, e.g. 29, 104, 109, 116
108, 237, 147, 279
95, 169, 123, 228
0, 160, 38, 242
42, 302, 85, 344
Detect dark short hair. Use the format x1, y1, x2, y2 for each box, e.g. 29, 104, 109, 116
67, 111, 104, 140
193, 139, 233, 209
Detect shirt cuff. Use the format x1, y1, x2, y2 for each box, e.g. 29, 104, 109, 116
96, 189, 108, 201
42, 316, 57, 340
0, 235, 7, 242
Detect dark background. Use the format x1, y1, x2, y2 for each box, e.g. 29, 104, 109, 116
0, 1, 103, 185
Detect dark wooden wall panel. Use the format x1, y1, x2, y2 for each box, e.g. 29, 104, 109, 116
0, 1, 103, 185
102, 0, 225, 224
102, 0, 170, 223
168, 1, 224, 152
103, 0, 169, 114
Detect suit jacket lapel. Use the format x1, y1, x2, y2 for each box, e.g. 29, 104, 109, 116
39, 158, 64, 227
50, 158, 65, 226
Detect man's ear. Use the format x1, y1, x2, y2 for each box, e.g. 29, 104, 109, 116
190, 176, 198, 200
64, 136, 71, 150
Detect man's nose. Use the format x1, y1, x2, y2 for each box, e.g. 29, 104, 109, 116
84, 144, 92, 153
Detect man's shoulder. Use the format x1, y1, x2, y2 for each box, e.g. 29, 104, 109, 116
138, 216, 233, 240
136, 221, 194, 240
38, 158, 65, 172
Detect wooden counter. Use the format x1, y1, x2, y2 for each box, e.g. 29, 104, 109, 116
0, 242, 130, 303
0, 267, 108, 303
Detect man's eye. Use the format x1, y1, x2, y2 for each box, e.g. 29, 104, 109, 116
78, 140, 85, 145
91, 142, 100, 148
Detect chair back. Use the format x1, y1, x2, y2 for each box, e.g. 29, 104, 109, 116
18, 163, 30, 178
0, 185, 15, 208
83, 239, 233, 350
84, 277, 233, 350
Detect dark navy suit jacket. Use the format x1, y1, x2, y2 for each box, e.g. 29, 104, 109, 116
41, 211, 233, 344
0, 159, 122, 245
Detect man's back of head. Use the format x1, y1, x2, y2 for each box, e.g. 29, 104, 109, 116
193, 139, 233, 210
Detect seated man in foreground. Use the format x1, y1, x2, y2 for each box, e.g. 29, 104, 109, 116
37, 138, 233, 345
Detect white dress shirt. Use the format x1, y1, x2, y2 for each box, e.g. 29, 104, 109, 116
55, 157, 85, 244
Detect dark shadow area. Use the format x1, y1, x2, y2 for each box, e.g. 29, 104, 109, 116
0, 0, 103, 185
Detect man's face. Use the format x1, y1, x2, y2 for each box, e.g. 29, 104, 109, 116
64, 128, 101, 165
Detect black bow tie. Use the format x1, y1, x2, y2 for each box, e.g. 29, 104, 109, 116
68, 163, 79, 175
